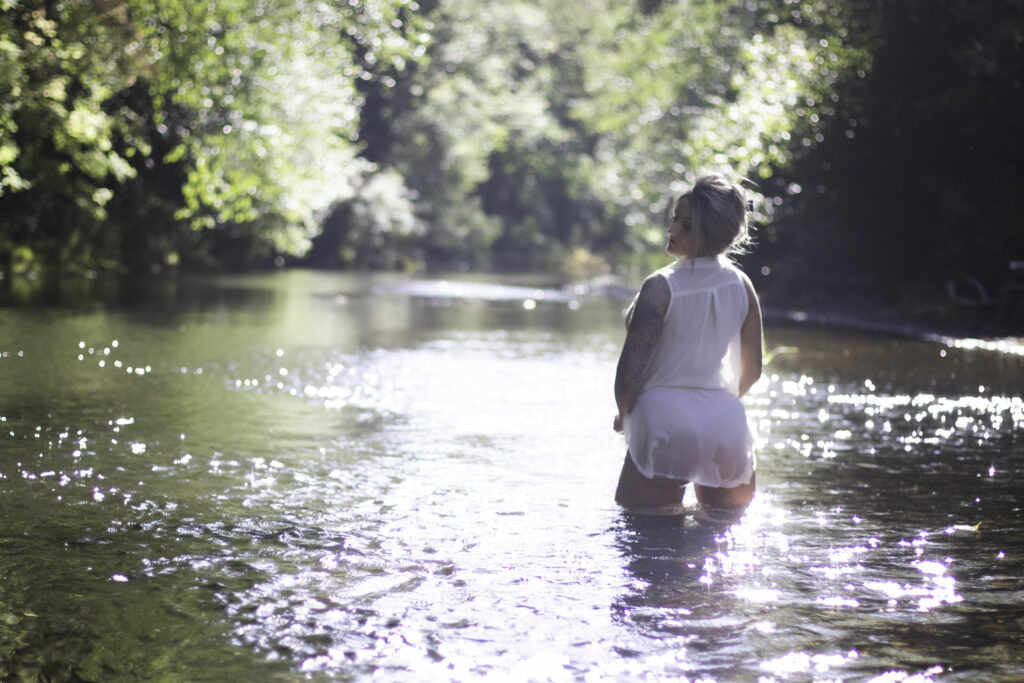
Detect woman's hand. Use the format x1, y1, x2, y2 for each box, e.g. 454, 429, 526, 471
613, 413, 624, 433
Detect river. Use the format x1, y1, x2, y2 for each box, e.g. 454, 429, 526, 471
1, 269, 1022, 681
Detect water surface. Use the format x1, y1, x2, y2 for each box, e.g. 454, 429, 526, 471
1, 270, 1022, 681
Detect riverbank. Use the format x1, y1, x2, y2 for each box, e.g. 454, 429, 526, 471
584, 270, 1024, 353
760, 298, 1024, 356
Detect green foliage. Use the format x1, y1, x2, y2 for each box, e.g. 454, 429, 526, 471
309, 168, 425, 268
0, 0, 870, 274
572, 0, 870, 254
5, 0, 1017, 327
353, 0, 619, 269
0, 0, 427, 272
349, 0, 874, 270
0, 2, 136, 269
142, 1, 361, 242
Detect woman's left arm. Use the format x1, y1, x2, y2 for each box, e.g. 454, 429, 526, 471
614, 276, 670, 431
737, 272, 764, 398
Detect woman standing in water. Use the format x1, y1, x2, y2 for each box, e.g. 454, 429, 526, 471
613, 173, 762, 512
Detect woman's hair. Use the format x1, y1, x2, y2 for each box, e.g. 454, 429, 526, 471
678, 173, 752, 258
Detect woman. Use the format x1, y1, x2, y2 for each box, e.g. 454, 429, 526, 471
613, 173, 763, 511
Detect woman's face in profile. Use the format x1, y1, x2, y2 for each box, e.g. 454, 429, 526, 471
666, 198, 693, 258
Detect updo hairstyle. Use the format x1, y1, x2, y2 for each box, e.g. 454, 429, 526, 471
679, 173, 751, 258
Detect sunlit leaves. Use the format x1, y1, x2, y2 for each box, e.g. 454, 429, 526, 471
133, 0, 364, 240
332, 0, 874, 267
686, 26, 827, 178
1, 0, 428, 269
567, 0, 871, 252
1, 0, 889, 274
338, 0, 431, 74
0, 2, 136, 205
421, 0, 564, 190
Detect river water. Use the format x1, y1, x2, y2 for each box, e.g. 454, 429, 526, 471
1, 270, 1022, 681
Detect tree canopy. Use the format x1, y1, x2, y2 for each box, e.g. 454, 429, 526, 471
2, 0, 1023, 323
1, 0, 426, 272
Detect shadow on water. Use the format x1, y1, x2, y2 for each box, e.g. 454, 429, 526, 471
613, 512, 723, 615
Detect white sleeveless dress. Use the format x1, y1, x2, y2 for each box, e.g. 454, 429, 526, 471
623, 256, 756, 487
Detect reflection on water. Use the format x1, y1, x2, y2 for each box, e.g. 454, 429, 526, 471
1, 269, 1023, 681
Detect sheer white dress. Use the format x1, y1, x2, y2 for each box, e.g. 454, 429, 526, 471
622, 256, 756, 487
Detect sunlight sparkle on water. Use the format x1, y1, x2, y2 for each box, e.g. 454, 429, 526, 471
867, 665, 946, 682
761, 649, 859, 676
3, 276, 1024, 681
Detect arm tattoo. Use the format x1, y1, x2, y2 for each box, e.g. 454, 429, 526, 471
614, 277, 668, 416
624, 297, 636, 328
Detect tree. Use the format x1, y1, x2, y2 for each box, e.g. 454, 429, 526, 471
0, 1, 139, 271
763, 0, 1024, 312
570, 0, 868, 268
0, 0, 427, 273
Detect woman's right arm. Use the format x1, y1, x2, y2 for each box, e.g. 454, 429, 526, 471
738, 273, 763, 398
614, 276, 670, 426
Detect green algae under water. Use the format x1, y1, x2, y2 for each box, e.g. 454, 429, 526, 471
1, 270, 1023, 681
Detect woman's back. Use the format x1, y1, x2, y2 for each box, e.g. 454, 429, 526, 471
641, 256, 749, 396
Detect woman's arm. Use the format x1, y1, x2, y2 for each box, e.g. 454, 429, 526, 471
737, 273, 764, 398
624, 298, 636, 328
614, 276, 670, 428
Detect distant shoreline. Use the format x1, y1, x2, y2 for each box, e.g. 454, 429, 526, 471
761, 303, 1024, 356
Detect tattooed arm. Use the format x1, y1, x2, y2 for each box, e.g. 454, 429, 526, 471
613, 275, 671, 431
